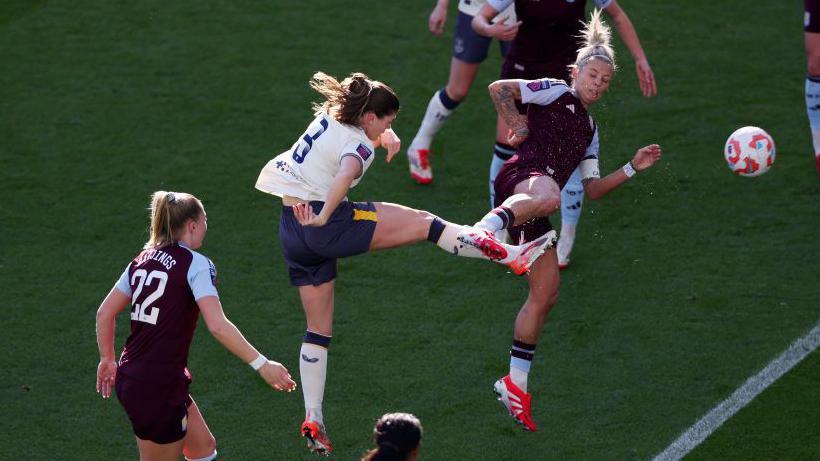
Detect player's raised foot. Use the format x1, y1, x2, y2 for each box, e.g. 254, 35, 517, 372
506, 230, 557, 276
407, 147, 433, 184
301, 420, 333, 456
493, 374, 536, 432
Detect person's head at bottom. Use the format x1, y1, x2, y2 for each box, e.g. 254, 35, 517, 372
361, 412, 423, 461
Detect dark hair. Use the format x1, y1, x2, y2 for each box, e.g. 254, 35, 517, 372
361, 413, 422, 461
310, 71, 400, 126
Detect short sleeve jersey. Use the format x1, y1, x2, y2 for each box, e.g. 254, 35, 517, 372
255, 113, 377, 202
113, 242, 218, 384
516, 78, 600, 188
459, 0, 515, 19
488, 0, 612, 68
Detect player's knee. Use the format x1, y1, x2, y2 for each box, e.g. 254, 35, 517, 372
534, 195, 560, 216
809, 56, 820, 76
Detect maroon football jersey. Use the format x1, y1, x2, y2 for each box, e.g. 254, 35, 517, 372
115, 243, 218, 384
502, 0, 612, 80
514, 90, 595, 189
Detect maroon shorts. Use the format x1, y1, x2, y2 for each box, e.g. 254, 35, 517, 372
115, 372, 192, 444
494, 161, 554, 244
807, 0, 820, 33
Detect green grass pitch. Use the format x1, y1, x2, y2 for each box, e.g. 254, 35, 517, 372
1, 1, 817, 459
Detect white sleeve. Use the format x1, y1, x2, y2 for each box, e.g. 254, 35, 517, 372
114, 263, 132, 297
595, 0, 614, 10
340, 141, 374, 176
487, 0, 514, 13
579, 127, 601, 180
187, 254, 219, 301
518, 79, 570, 106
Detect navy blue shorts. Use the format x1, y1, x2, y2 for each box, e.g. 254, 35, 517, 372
115, 372, 192, 444
453, 11, 511, 63
280, 201, 378, 286
807, 0, 820, 32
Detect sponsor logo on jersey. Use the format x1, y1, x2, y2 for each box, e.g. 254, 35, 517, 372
356, 144, 373, 161
527, 80, 550, 92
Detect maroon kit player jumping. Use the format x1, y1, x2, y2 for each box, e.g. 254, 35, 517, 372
472, 10, 662, 431
96, 191, 296, 461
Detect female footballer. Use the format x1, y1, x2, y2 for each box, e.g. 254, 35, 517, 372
473, 10, 662, 431
255, 71, 555, 455
95, 191, 296, 461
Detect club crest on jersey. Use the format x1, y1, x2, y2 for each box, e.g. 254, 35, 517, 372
566, 104, 575, 114
356, 144, 373, 161
527, 80, 550, 92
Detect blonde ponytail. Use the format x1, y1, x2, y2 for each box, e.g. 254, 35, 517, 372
145, 191, 203, 249
572, 9, 617, 72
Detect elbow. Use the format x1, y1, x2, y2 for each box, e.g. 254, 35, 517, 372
207, 319, 228, 338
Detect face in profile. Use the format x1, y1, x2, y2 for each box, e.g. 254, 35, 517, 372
573, 58, 614, 106
363, 112, 397, 141
188, 211, 208, 249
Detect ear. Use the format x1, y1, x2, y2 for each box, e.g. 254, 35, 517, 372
571, 66, 579, 79
362, 111, 376, 124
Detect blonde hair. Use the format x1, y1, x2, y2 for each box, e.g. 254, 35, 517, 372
571, 9, 617, 72
144, 191, 204, 249
310, 71, 400, 126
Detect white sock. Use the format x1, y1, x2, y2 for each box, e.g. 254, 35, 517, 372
557, 222, 576, 265
410, 89, 454, 150
510, 366, 529, 393
185, 450, 217, 461
434, 223, 520, 264
300, 343, 328, 425
807, 76, 820, 155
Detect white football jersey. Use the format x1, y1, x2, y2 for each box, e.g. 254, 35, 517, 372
459, 0, 515, 20
256, 113, 376, 201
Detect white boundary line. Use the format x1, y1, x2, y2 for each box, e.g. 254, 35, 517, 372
652, 320, 820, 461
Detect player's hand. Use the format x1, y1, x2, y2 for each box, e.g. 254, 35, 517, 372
506, 126, 529, 148
632, 144, 661, 171
293, 202, 328, 227
258, 360, 297, 392
487, 17, 521, 41
635, 58, 656, 98
96, 359, 117, 399
380, 128, 401, 163
428, 4, 447, 36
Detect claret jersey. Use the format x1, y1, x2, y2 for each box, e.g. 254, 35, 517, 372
256, 113, 377, 202
489, 0, 612, 75
516, 77, 600, 188
114, 242, 218, 383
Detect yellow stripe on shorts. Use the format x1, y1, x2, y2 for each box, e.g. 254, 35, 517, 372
353, 209, 378, 222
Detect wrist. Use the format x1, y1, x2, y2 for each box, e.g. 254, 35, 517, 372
249, 353, 267, 371
622, 161, 637, 178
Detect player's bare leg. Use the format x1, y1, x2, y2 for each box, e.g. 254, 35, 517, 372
494, 250, 560, 432
407, 58, 480, 184
370, 202, 553, 274
477, 175, 562, 236
182, 399, 217, 461
136, 436, 185, 461
298, 282, 335, 455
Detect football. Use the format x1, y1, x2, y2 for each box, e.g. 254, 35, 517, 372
724, 126, 776, 177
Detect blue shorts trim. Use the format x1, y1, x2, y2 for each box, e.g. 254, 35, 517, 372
279, 201, 377, 286
453, 11, 511, 63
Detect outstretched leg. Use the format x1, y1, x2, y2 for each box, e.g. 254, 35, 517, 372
370, 202, 553, 275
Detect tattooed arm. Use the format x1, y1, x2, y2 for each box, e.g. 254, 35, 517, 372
488, 79, 529, 147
